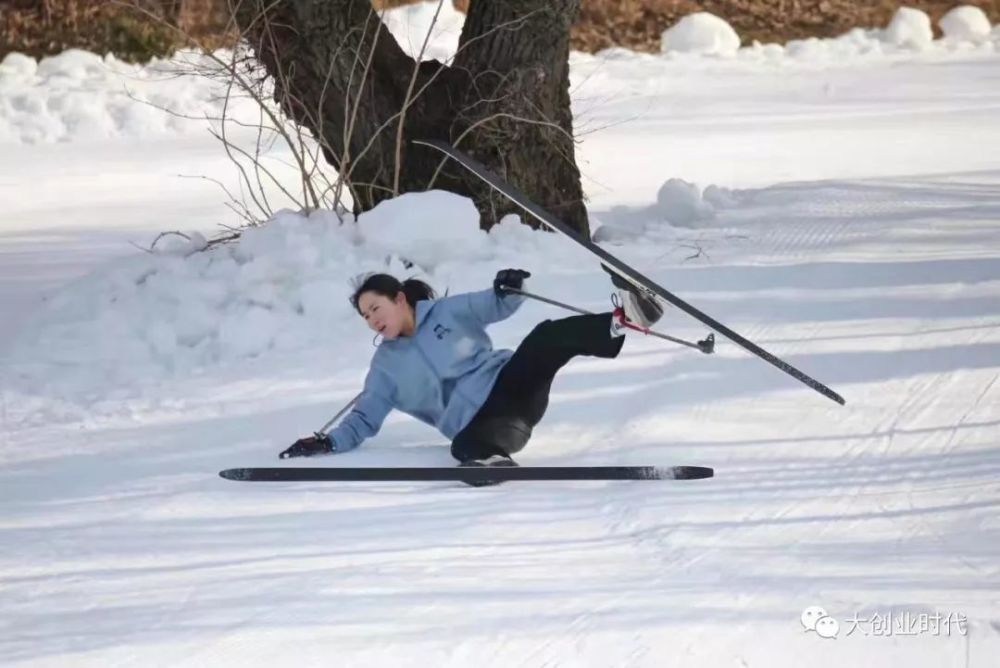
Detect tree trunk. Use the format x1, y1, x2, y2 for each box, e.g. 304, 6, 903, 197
449, 0, 587, 237
233, 0, 590, 239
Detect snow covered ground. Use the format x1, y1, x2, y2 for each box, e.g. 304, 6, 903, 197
2, 5, 1000, 666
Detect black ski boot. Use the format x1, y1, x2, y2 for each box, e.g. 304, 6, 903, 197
458, 453, 519, 487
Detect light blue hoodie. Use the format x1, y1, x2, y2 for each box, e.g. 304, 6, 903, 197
326, 287, 526, 452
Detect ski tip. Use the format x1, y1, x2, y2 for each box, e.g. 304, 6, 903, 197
819, 387, 847, 405
664, 466, 714, 480
219, 468, 249, 481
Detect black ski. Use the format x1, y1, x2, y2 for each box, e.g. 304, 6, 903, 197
414, 139, 845, 406
219, 465, 713, 483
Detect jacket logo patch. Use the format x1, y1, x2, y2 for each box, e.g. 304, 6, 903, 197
433, 324, 452, 340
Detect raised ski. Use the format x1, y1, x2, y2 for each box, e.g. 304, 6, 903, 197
413, 138, 846, 406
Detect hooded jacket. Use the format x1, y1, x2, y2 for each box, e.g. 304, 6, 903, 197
326, 287, 526, 452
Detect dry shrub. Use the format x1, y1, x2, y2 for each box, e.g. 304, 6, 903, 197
0, 0, 188, 61
0, 0, 238, 62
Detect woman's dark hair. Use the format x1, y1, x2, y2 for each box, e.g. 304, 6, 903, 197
350, 273, 436, 314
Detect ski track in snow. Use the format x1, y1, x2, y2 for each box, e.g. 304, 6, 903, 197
3, 13, 1000, 668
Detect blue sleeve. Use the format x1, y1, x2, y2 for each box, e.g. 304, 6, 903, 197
451, 287, 525, 326
325, 365, 395, 453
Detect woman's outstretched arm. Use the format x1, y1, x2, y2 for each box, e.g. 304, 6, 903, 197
325, 366, 395, 452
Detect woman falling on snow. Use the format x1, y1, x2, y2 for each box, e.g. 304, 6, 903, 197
280, 268, 663, 481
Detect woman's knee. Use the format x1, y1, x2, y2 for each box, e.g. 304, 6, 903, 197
450, 417, 533, 460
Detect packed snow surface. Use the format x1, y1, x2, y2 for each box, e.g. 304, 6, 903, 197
2, 4, 1000, 667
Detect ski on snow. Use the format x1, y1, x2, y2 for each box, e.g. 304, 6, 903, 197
219, 465, 714, 483
413, 139, 846, 406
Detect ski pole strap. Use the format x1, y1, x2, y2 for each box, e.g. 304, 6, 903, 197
609, 293, 655, 336
614, 308, 652, 335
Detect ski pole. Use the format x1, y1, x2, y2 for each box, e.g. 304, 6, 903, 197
500, 286, 715, 354
317, 391, 362, 434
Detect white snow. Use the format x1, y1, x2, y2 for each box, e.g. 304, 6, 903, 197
0, 49, 264, 144
0, 192, 519, 406
655, 178, 717, 227
2, 5, 1000, 667
882, 7, 935, 49
380, 0, 466, 63
357, 189, 493, 269
939, 6, 993, 41
661, 12, 742, 56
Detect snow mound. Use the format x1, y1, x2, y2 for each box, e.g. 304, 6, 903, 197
156, 231, 209, 257
7, 191, 524, 402
357, 190, 490, 269
661, 12, 742, 56
939, 6, 993, 41
594, 178, 742, 242
656, 178, 717, 226
882, 7, 934, 49
0, 51, 36, 77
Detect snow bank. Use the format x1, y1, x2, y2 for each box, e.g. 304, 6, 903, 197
5, 191, 555, 400
781, 8, 942, 61
883, 7, 934, 49
939, 6, 993, 41
0, 49, 261, 144
783, 28, 881, 61
661, 12, 741, 56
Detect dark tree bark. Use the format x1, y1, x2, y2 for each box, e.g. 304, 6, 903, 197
233, 0, 589, 239
450, 1, 586, 235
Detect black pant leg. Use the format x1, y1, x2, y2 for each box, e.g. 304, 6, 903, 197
450, 313, 624, 461
498, 312, 624, 399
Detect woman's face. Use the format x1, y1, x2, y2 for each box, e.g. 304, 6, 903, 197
357, 290, 412, 340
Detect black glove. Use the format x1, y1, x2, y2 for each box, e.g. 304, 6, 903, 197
279, 433, 334, 459
494, 268, 531, 295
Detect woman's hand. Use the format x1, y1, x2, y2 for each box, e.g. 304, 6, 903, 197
279, 433, 335, 459
494, 268, 531, 295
